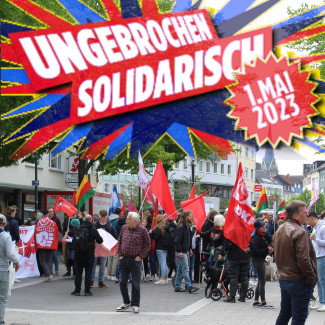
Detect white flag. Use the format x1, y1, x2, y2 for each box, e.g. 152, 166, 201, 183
137, 151, 149, 189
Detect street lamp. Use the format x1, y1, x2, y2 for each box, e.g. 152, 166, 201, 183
191, 159, 195, 187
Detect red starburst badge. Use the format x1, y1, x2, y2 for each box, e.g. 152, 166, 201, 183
226, 53, 319, 147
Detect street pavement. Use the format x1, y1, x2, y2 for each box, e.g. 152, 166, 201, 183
5, 263, 325, 325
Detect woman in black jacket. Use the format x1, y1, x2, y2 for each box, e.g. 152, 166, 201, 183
250, 218, 274, 309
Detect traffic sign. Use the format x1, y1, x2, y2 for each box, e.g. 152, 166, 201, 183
32, 180, 39, 186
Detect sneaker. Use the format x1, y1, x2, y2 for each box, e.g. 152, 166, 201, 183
98, 282, 108, 288
238, 297, 246, 302
55, 271, 60, 276
43, 275, 53, 282
84, 292, 93, 296
107, 276, 111, 280
145, 274, 151, 282
90, 281, 94, 288
154, 279, 166, 285
310, 294, 317, 301
71, 291, 80, 296
249, 280, 256, 286
111, 276, 117, 281
311, 303, 322, 310
133, 306, 140, 313
223, 296, 236, 303
253, 302, 262, 307
261, 303, 274, 309
63, 272, 71, 277
317, 304, 325, 312
116, 303, 131, 312
188, 287, 199, 293
175, 288, 187, 292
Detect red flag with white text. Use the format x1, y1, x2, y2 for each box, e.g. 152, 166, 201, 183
54, 196, 78, 217
224, 163, 255, 251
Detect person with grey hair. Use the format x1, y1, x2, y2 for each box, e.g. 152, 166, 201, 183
198, 214, 226, 267
0, 214, 20, 325
69, 214, 103, 297
274, 200, 317, 324
116, 212, 150, 313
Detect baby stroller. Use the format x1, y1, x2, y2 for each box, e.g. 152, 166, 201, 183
202, 261, 254, 301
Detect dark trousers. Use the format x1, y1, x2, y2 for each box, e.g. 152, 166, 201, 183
143, 256, 150, 276
119, 257, 142, 307
74, 257, 93, 294
167, 249, 176, 277
276, 278, 314, 325
193, 245, 201, 282
252, 256, 266, 302
228, 258, 250, 298
38, 249, 53, 277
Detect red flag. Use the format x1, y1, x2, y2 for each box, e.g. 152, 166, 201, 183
128, 193, 133, 211
71, 189, 76, 206
181, 191, 209, 232
133, 204, 137, 212
54, 196, 78, 217
150, 199, 159, 230
224, 163, 255, 251
149, 159, 176, 219
189, 184, 195, 199
121, 200, 125, 215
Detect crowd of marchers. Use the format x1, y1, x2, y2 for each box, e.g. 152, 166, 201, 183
0, 200, 324, 324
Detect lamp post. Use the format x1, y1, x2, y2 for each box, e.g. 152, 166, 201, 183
34, 153, 38, 213
191, 159, 195, 187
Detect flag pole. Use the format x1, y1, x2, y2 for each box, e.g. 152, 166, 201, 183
150, 208, 183, 230
139, 186, 151, 216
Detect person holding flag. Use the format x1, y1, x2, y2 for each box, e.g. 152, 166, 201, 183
223, 163, 255, 303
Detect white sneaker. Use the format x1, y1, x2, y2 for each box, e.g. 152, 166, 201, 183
311, 303, 322, 310
154, 279, 166, 285
116, 303, 131, 312
107, 276, 111, 280
317, 304, 325, 312
44, 275, 53, 282
249, 280, 256, 286
110, 276, 117, 281
133, 306, 140, 313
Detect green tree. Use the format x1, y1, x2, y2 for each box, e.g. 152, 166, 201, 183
287, 189, 325, 215
268, 188, 283, 209
286, 2, 325, 78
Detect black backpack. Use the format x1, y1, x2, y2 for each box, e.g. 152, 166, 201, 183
73, 226, 90, 252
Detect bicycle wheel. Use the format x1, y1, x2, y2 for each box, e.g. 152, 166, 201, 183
210, 288, 222, 301
247, 288, 254, 299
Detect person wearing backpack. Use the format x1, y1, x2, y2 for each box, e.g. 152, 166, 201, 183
70, 214, 103, 296
90, 210, 117, 288
149, 214, 171, 284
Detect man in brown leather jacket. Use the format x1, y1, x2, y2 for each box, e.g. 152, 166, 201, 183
274, 200, 317, 325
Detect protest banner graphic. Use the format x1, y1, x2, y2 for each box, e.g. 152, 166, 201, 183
35, 217, 59, 250
2, 0, 325, 160
16, 226, 39, 278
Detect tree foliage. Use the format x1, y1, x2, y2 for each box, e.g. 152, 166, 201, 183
287, 189, 325, 215
286, 2, 325, 78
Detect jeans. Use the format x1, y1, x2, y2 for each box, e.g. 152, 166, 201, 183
38, 249, 53, 277
74, 258, 93, 294
119, 257, 142, 307
91, 257, 107, 283
175, 252, 192, 290
250, 257, 258, 279
316, 256, 325, 304
188, 253, 195, 283
50, 249, 59, 273
149, 252, 157, 276
107, 255, 118, 276
252, 256, 266, 302
156, 250, 168, 277
276, 278, 314, 325
228, 258, 250, 298
0, 271, 9, 324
